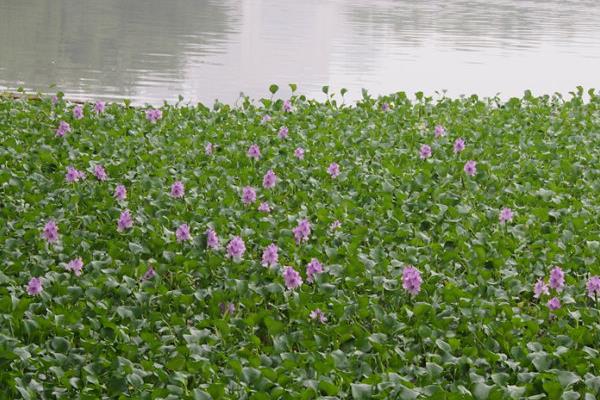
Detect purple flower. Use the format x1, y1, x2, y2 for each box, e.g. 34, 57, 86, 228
247, 144, 261, 160
206, 228, 220, 249
27, 277, 43, 295
94, 101, 106, 114
434, 125, 446, 138
56, 121, 71, 137
419, 144, 432, 160
242, 186, 257, 205
547, 297, 561, 311
219, 302, 235, 315
261, 244, 279, 267
43, 220, 59, 243
73, 105, 84, 120
464, 160, 477, 176
94, 164, 108, 181
402, 265, 422, 296
453, 138, 465, 153
227, 236, 246, 261
176, 224, 192, 243
51, 95, 59, 105
205, 142, 213, 155
114, 184, 127, 201
65, 166, 85, 183
306, 258, 323, 283
283, 266, 302, 290
146, 108, 162, 123
261, 114, 271, 124
533, 279, 549, 299
292, 219, 311, 244
142, 266, 156, 281
381, 103, 390, 112
587, 276, 600, 298
283, 99, 292, 112
549, 266, 565, 292
330, 220, 342, 230
309, 308, 327, 323
327, 162, 340, 178
294, 147, 305, 160
67, 257, 84, 276
499, 207, 513, 224
117, 210, 133, 232
258, 202, 271, 213
263, 169, 277, 189
171, 181, 185, 198
278, 126, 289, 139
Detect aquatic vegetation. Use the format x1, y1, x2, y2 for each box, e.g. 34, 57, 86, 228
1, 87, 600, 398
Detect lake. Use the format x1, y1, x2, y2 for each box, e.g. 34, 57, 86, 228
1, 0, 599, 104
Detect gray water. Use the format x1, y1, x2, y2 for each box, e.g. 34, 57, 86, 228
1, 0, 600, 105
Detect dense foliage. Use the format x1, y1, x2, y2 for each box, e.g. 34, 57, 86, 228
1, 87, 600, 399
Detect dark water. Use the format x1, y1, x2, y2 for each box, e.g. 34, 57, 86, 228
1, 0, 599, 104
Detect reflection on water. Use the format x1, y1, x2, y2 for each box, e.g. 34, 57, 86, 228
1, 0, 599, 104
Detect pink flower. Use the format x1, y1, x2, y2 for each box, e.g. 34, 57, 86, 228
306, 258, 323, 283
117, 210, 133, 232
94, 164, 108, 181
309, 308, 327, 323
278, 126, 289, 139
146, 108, 162, 123
292, 219, 311, 244
261, 244, 279, 267
65, 166, 85, 183
263, 169, 277, 189
464, 160, 477, 176
327, 162, 340, 178
242, 186, 257, 205
402, 265, 422, 296
27, 277, 43, 295
247, 144, 261, 160
176, 224, 192, 242
434, 125, 446, 138
283, 266, 302, 290
67, 257, 84, 276
330, 220, 342, 230
587, 276, 600, 298
261, 114, 271, 124
549, 266, 565, 292
43, 220, 59, 243
171, 181, 185, 198
419, 144, 432, 160
56, 121, 71, 137
51, 95, 59, 105
533, 279, 549, 299
547, 297, 561, 311
94, 101, 105, 113
283, 99, 292, 112
499, 207, 513, 224
73, 105, 84, 120
258, 202, 271, 213
453, 138, 465, 153
294, 147, 305, 160
227, 236, 246, 261
114, 184, 127, 201
142, 266, 156, 281
206, 228, 220, 249
205, 142, 213, 155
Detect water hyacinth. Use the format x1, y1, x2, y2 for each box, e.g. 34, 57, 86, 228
283, 99, 293, 112
56, 120, 71, 137
306, 258, 323, 283
278, 126, 289, 139
94, 100, 105, 113
402, 265, 422, 295
283, 266, 302, 290
434, 124, 446, 138
227, 236, 246, 261
263, 169, 277, 189
114, 184, 127, 201
205, 142, 213, 155
499, 207, 513, 223
330, 220, 342, 230
549, 266, 565, 291
419, 144, 432, 160
43, 220, 59, 243
206, 228, 220, 249
242, 186, 257, 204
170, 181, 185, 198
292, 219, 311, 244
381, 102, 390, 112
464, 160, 477, 176
142, 266, 156, 281
176, 224, 192, 242
27, 277, 43, 295
117, 210, 133, 232
219, 302, 235, 316
65, 166, 85, 183
94, 164, 108, 181
547, 297, 561, 311
294, 147, 305, 160
146, 108, 162, 123
258, 202, 271, 213
261, 243, 279, 267
586, 276, 600, 298
453, 138, 465, 153
309, 308, 327, 323
247, 144, 261, 160
533, 279, 549, 299
261, 114, 271, 124
73, 105, 84, 120
67, 258, 84, 276
327, 162, 340, 178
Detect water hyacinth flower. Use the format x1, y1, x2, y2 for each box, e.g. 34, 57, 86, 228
65, 166, 85, 183
309, 308, 327, 323
306, 258, 323, 283
419, 144, 432, 160
464, 160, 477, 176
171, 181, 185, 198
261, 114, 271, 124
263, 169, 277, 189
454, 138, 465, 153
206, 228, 220, 249
114, 184, 127, 201
242, 186, 257, 204
549, 266, 565, 292
587, 276, 600, 298
283, 99, 293, 112
261, 244, 279, 267
283, 266, 302, 290
94, 164, 108, 181
73, 105, 84, 120
327, 162, 340, 178
278, 126, 289, 139
176, 224, 192, 243
247, 144, 261, 160
67, 257, 84, 276
51, 95, 59, 105
292, 219, 311, 244
146, 108, 162, 123
227, 236, 246, 262
43, 220, 59, 243
434, 125, 446, 138
330, 220, 342, 230
547, 297, 561, 311
142, 266, 156, 281
533, 279, 549, 299
381, 103, 390, 112
94, 101, 105, 113
205, 142, 213, 155
402, 265, 422, 296
294, 147, 305, 160
56, 120, 71, 137
27, 277, 43, 295
219, 302, 235, 315
117, 209, 133, 232
258, 202, 271, 213
499, 207, 514, 224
